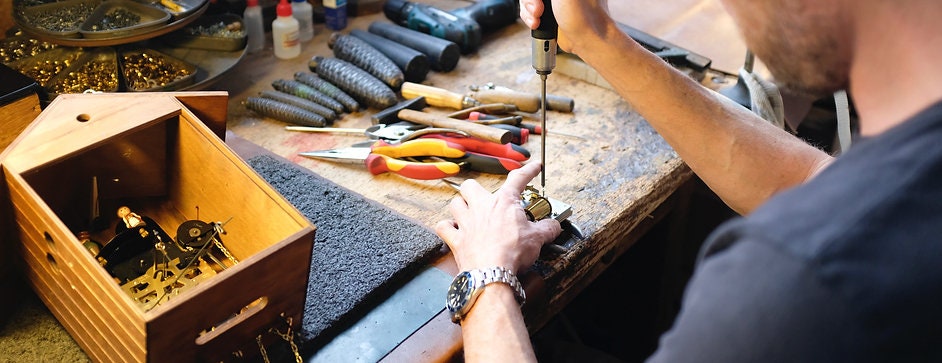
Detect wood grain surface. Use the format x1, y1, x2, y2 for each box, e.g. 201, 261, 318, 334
215, 3, 706, 359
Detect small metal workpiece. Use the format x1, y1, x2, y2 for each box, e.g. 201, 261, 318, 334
520, 186, 551, 221
443, 180, 572, 223
520, 186, 572, 222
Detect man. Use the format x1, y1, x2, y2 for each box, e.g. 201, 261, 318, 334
435, 0, 942, 361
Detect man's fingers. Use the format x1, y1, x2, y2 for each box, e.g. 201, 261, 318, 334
533, 218, 563, 244
447, 195, 470, 222
500, 162, 542, 195
434, 219, 458, 247
457, 178, 490, 204
519, 0, 540, 29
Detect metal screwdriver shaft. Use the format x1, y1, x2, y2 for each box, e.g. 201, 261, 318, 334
540, 74, 548, 195
531, 0, 557, 196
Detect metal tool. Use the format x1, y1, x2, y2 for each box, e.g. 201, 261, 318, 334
300, 139, 466, 180
372, 96, 428, 125
401, 82, 479, 110
397, 109, 512, 144
284, 126, 368, 135
365, 122, 530, 161
384, 0, 481, 53
616, 22, 712, 75
440, 180, 571, 222
532, 0, 557, 196
366, 127, 526, 175
447, 103, 520, 120
366, 122, 465, 142
469, 83, 575, 113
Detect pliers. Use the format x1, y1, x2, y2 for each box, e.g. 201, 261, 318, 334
365, 123, 529, 174
299, 139, 466, 180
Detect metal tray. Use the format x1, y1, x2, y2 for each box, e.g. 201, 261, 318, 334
135, 0, 206, 20
160, 13, 247, 51
80, 0, 172, 39
14, 0, 103, 39
46, 47, 121, 96
14, 0, 208, 47
0, 35, 59, 65
7, 47, 85, 87
119, 47, 197, 91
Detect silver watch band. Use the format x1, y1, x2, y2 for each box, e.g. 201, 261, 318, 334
479, 266, 526, 305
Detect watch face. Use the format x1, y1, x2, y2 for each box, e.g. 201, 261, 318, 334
446, 271, 473, 312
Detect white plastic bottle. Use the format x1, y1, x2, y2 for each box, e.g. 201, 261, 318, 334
272, 0, 301, 59
243, 0, 265, 53
291, 0, 314, 42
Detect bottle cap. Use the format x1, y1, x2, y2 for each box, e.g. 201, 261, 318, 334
292, 0, 305, 3
277, 0, 292, 16
247, 0, 258, 6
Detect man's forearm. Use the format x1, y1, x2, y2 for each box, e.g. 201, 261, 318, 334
577, 20, 832, 214
461, 285, 537, 362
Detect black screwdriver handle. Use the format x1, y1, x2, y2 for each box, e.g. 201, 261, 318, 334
532, 0, 557, 40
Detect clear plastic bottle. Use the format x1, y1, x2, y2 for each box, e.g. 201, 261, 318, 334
291, 0, 314, 42
272, 0, 301, 59
243, 0, 265, 53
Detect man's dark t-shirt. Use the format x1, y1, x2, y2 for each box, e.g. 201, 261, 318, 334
649, 101, 942, 362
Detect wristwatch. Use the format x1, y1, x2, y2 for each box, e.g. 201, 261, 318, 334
446, 266, 526, 324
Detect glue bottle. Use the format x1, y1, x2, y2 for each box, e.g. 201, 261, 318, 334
292, 0, 314, 42
272, 0, 301, 59
243, 0, 264, 53
323, 0, 347, 30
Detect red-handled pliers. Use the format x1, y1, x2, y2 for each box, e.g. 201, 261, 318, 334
299, 139, 466, 180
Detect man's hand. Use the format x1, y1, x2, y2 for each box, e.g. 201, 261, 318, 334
518, 0, 612, 55
435, 162, 562, 273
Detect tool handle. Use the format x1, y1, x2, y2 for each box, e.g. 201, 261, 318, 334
402, 82, 471, 110
371, 139, 466, 158
365, 154, 461, 179
351, 29, 430, 83
489, 124, 529, 145
545, 94, 574, 113
368, 22, 461, 72
453, 152, 523, 174
398, 109, 512, 144
533, 0, 557, 39
420, 134, 530, 161
471, 89, 541, 113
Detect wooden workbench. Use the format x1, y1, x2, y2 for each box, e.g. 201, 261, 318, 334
0, 0, 752, 360
213, 1, 742, 360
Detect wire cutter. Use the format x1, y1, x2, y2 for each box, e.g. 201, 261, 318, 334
299, 139, 466, 180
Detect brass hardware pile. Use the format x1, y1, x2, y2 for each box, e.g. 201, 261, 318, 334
0, 37, 56, 63
48, 54, 119, 94
121, 51, 193, 90
13, 50, 80, 86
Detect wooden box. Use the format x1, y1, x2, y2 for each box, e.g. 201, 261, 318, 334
0, 92, 316, 362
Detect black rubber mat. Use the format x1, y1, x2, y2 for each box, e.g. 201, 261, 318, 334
246, 154, 444, 343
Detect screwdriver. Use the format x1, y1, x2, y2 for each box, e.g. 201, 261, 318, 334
532, 0, 557, 196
